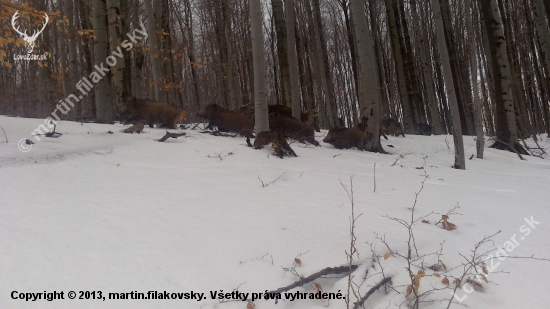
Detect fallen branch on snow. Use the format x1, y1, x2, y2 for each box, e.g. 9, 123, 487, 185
268, 265, 359, 296
158, 131, 187, 142
352, 277, 392, 309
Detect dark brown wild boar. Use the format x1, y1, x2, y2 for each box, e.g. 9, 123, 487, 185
323, 127, 365, 150
269, 112, 319, 146
382, 118, 405, 137
197, 104, 254, 138
417, 123, 432, 136
267, 105, 311, 122
238, 104, 312, 124
119, 97, 185, 129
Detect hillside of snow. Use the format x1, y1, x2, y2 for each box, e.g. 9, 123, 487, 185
1, 115, 549, 309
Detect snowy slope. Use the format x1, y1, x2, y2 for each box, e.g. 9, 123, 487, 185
1, 115, 549, 309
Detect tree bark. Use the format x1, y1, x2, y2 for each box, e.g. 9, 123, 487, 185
413, 0, 443, 135
250, 0, 269, 133
384, 0, 413, 132
285, 0, 302, 119
311, 0, 339, 127
481, 0, 527, 154
349, 0, 384, 153
272, 0, 291, 107
92, 0, 114, 123
533, 0, 550, 98
64, 0, 80, 120
161, 0, 179, 107
465, 0, 484, 158
432, 0, 465, 169
107, 0, 127, 112
144, 0, 165, 102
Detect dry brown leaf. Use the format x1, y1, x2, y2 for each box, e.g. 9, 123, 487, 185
482, 263, 488, 275
406, 285, 413, 296
447, 222, 457, 230
315, 283, 322, 292
422, 219, 430, 224
247, 302, 255, 309
429, 264, 442, 271
453, 279, 461, 286
384, 253, 391, 260
413, 278, 420, 289
481, 274, 488, 283
467, 278, 483, 288
441, 261, 447, 271
434, 273, 441, 278
294, 258, 301, 266
442, 215, 449, 222
442, 277, 450, 285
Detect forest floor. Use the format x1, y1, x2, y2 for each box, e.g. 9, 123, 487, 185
1, 115, 549, 309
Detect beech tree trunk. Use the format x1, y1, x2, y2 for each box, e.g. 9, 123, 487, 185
349, 0, 384, 153
465, 0, 484, 158
481, 0, 527, 154
250, 0, 269, 133
144, 0, 165, 102
384, 0, 413, 132
92, 0, 114, 123
285, 0, 302, 119
64, 0, 80, 119
311, 0, 339, 127
272, 0, 291, 107
107, 0, 126, 111
432, 0, 465, 169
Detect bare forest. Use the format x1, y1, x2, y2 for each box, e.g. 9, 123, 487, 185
1, 0, 549, 166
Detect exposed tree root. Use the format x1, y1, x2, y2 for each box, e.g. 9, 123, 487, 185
491, 139, 529, 158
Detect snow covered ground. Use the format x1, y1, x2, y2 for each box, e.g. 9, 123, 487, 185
1, 115, 549, 309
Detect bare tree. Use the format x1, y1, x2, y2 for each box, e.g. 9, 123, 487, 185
92, 0, 114, 123
349, 0, 384, 153
107, 0, 126, 111
431, 0, 465, 169
481, 0, 527, 154
144, 0, 165, 102
285, 0, 302, 119
250, 0, 269, 132
465, 0, 484, 158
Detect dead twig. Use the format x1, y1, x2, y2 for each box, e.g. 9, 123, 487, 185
352, 277, 392, 309
258, 172, 286, 187
391, 152, 412, 167
0, 125, 7, 143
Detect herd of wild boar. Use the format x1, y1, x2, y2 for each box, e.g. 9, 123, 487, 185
118, 97, 433, 152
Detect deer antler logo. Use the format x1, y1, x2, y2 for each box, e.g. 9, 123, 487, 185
11, 11, 49, 54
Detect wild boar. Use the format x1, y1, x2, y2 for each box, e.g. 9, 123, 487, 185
269, 112, 319, 146
119, 97, 185, 129
267, 104, 312, 122
417, 123, 432, 136
323, 127, 365, 150
197, 104, 255, 139
382, 118, 405, 137
237, 104, 313, 124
